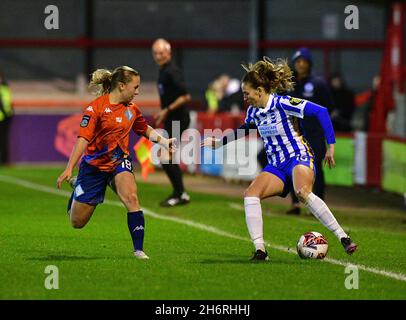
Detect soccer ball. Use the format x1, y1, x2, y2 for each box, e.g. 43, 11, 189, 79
297, 231, 328, 259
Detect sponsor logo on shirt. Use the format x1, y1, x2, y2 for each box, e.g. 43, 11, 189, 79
104, 107, 112, 113
86, 106, 94, 112
258, 124, 278, 137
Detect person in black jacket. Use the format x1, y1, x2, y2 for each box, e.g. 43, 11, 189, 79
329, 72, 355, 132
152, 38, 191, 207
286, 48, 334, 215
0, 71, 13, 165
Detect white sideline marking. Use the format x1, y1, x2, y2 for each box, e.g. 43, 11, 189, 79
1, 174, 406, 283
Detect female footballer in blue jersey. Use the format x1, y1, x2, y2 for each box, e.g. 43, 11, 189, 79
202, 57, 357, 261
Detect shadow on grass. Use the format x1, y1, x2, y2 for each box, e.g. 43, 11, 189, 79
26, 255, 109, 261
198, 257, 303, 265
199, 259, 265, 265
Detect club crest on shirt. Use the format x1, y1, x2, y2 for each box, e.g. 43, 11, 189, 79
125, 109, 133, 121
80, 115, 90, 127
116, 117, 122, 123
269, 111, 277, 124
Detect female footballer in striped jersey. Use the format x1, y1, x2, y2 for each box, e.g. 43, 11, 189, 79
202, 57, 357, 261
57, 66, 176, 260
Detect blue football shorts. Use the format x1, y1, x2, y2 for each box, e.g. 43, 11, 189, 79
262, 154, 316, 198
71, 156, 134, 206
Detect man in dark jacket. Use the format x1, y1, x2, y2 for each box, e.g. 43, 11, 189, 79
329, 72, 355, 132
152, 38, 191, 207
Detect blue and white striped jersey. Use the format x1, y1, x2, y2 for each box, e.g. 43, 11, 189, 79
245, 94, 316, 167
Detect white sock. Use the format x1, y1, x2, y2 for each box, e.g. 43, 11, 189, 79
304, 193, 347, 240
244, 197, 265, 252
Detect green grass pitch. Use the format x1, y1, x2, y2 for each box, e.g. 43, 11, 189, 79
1, 166, 406, 299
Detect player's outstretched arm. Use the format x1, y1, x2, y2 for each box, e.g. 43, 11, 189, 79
201, 137, 221, 149
143, 125, 177, 153
57, 137, 89, 188
201, 123, 256, 149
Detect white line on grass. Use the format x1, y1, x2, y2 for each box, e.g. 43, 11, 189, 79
1, 174, 406, 283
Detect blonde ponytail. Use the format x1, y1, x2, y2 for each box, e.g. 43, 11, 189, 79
89, 69, 113, 96
88, 66, 139, 96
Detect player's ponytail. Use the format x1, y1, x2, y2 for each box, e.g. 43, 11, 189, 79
242, 56, 294, 93
89, 69, 113, 96
89, 66, 139, 96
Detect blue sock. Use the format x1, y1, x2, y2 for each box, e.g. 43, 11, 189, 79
127, 211, 145, 251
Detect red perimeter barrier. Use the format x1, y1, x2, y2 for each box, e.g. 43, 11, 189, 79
195, 113, 246, 134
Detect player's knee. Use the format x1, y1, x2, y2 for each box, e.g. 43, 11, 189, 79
70, 209, 90, 228
295, 186, 311, 203
71, 218, 87, 229
122, 192, 140, 208
244, 187, 260, 198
